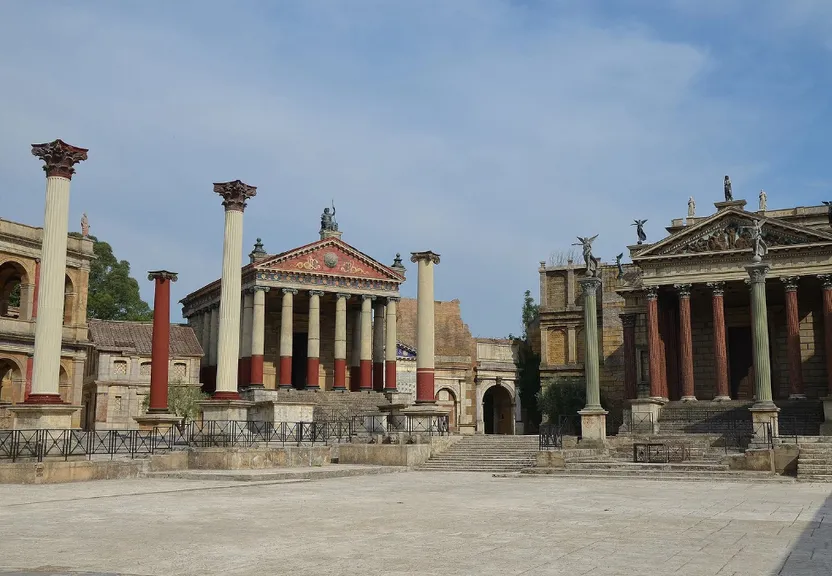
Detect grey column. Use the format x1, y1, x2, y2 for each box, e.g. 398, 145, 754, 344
579, 277, 603, 409
747, 262, 774, 406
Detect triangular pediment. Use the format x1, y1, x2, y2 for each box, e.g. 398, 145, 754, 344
635, 208, 832, 259
255, 238, 404, 282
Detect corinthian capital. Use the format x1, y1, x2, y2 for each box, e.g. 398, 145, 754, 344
31, 139, 88, 179
410, 251, 441, 265
214, 180, 257, 212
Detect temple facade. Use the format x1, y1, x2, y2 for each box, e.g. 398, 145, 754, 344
537, 194, 832, 432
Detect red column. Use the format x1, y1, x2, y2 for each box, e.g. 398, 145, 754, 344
621, 314, 637, 399
820, 275, 832, 396
334, 360, 347, 390
645, 287, 664, 398
32, 258, 40, 319
676, 284, 696, 400
781, 277, 805, 398
385, 360, 397, 392
708, 282, 730, 400
147, 270, 177, 412
250, 355, 264, 387
359, 361, 373, 391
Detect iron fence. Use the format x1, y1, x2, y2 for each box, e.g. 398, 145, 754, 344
538, 423, 562, 450
632, 442, 690, 463
0, 414, 450, 463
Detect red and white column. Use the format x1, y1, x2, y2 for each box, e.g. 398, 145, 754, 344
279, 288, 296, 389
147, 270, 178, 412
411, 251, 440, 403
675, 283, 696, 401
359, 295, 374, 391
782, 277, 805, 399
384, 297, 399, 393
333, 293, 350, 391
620, 314, 637, 399
372, 299, 385, 391
249, 286, 269, 387
707, 282, 731, 400
307, 290, 323, 389
645, 287, 664, 400
29, 140, 88, 405
819, 275, 832, 397
212, 180, 256, 401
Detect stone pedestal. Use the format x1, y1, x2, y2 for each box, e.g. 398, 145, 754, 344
133, 412, 183, 431
629, 398, 664, 434
821, 396, 832, 436
399, 403, 448, 433
578, 408, 608, 446
249, 401, 315, 424
749, 405, 780, 443
199, 400, 252, 422
10, 404, 80, 429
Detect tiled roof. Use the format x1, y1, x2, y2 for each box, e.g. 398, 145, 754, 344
88, 320, 203, 357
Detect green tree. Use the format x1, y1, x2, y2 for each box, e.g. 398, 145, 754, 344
510, 290, 542, 432
72, 233, 152, 321
536, 376, 608, 428
142, 380, 208, 421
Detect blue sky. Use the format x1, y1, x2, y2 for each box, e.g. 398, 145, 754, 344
1, 1, 831, 337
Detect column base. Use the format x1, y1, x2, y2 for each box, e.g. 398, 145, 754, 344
578, 408, 608, 446
199, 399, 253, 422
372, 362, 384, 392
212, 391, 241, 401
10, 403, 81, 429
788, 393, 807, 400
134, 412, 183, 431
749, 404, 780, 441
349, 366, 360, 392
415, 367, 435, 403
23, 393, 66, 405
680, 396, 698, 402
359, 360, 373, 391
713, 395, 732, 402
384, 360, 397, 394
333, 358, 347, 391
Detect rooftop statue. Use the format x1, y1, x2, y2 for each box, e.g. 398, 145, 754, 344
321, 201, 338, 232
724, 175, 733, 202
759, 189, 767, 211
572, 235, 600, 278
615, 253, 624, 279
80, 212, 90, 237
632, 219, 647, 245
687, 197, 695, 218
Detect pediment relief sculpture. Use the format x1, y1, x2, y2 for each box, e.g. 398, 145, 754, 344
658, 217, 811, 256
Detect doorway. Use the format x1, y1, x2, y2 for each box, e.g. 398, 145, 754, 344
483, 385, 513, 434
728, 326, 754, 399
292, 332, 308, 390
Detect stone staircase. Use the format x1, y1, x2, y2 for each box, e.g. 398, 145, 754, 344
524, 460, 792, 482
415, 435, 539, 472
797, 437, 832, 482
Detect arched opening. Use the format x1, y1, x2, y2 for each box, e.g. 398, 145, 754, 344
58, 365, 70, 403
0, 357, 25, 404
435, 388, 458, 431
483, 384, 513, 435
0, 261, 29, 319
63, 275, 75, 325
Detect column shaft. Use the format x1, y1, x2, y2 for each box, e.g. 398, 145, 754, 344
676, 284, 696, 401
412, 252, 439, 403
30, 176, 72, 401
240, 290, 254, 388
782, 278, 804, 398
384, 297, 399, 392
820, 277, 832, 396
333, 294, 349, 391
748, 264, 774, 405
645, 288, 664, 399
279, 288, 296, 389
307, 291, 322, 389
32, 259, 40, 319
249, 287, 268, 386
580, 278, 602, 409
148, 272, 177, 412
708, 283, 730, 400
359, 295, 374, 391
372, 300, 385, 391
214, 210, 245, 399
621, 314, 637, 399
350, 308, 361, 391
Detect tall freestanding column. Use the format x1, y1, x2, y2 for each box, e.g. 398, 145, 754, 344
707, 282, 730, 400
333, 293, 350, 391
411, 252, 440, 403
279, 288, 297, 389
29, 140, 88, 405
359, 295, 375, 391
645, 287, 664, 399
307, 290, 323, 389
620, 314, 637, 399
818, 276, 832, 435
781, 277, 805, 399
384, 297, 399, 393
372, 300, 385, 391
239, 290, 254, 388
212, 180, 256, 401
249, 286, 269, 387
675, 284, 696, 401
147, 271, 177, 411
747, 260, 779, 439
578, 275, 607, 443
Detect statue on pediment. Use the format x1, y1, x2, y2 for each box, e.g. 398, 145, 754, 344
321, 201, 338, 232
572, 235, 600, 277
743, 218, 768, 261
687, 197, 695, 218
759, 189, 767, 211
615, 253, 624, 279
724, 175, 733, 202
632, 219, 647, 245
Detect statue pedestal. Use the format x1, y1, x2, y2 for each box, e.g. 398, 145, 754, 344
629, 398, 664, 434
578, 408, 608, 447
134, 412, 183, 432
749, 404, 780, 444
714, 199, 747, 212
10, 404, 80, 430
199, 400, 253, 422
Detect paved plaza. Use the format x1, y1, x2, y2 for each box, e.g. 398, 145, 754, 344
0, 472, 831, 576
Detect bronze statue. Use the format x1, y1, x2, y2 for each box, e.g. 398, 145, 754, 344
320, 201, 338, 232
572, 235, 600, 277
632, 219, 647, 245
724, 175, 733, 202
615, 253, 624, 279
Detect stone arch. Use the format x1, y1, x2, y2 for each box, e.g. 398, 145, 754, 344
478, 379, 516, 435
0, 260, 31, 319
0, 355, 26, 404
63, 274, 76, 325
435, 386, 458, 431
58, 364, 71, 403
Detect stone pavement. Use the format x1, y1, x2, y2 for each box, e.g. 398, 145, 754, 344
0, 472, 830, 575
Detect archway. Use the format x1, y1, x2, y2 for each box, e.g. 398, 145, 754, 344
0, 261, 28, 319
0, 357, 25, 404
435, 388, 458, 431
63, 275, 75, 325
483, 384, 513, 435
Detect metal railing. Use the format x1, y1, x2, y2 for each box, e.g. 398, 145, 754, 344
538, 423, 562, 450
0, 414, 451, 463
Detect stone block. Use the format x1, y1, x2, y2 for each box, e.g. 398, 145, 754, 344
199, 400, 252, 422
9, 404, 81, 429
536, 450, 565, 468
578, 408, 607, 446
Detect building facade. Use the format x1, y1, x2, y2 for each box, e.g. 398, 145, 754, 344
0, 218, 93, 429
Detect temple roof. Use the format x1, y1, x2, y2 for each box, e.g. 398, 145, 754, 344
89, 320, 203, 357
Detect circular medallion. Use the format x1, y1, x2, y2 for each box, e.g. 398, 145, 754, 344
324, 252, 338, 268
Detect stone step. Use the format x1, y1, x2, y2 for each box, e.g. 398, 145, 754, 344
521, 469, 794, 483
797, 475, 832, 482
416, 464, 530, 471
565, 462, 730, 472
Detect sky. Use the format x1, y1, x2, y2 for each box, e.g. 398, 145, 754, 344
1, 0, 832, 337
